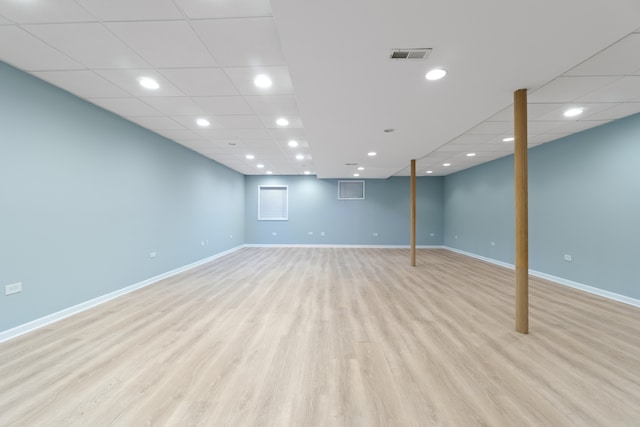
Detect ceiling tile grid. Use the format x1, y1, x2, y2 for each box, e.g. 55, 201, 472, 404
2, 1, 640, 178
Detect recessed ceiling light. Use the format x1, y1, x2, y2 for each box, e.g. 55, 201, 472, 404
353, 173, 360, 177
384, 128, 395, 133
304, 171, 311, 175
357, 166, 365, 171
426, 171, 433, 174
137, 76, 159, 90
425, 68, 447, 81
288, 140, 298, 148
276, 117, 289, 126
466, 153, 476, 157
254, 74, 272, 88
502, 137, 515, 142
368, 151, 377, 156
564, 107, 584, 118
245, 154, 255, 160
443, 163, 451, 167
196, 118, 210, 127
296, 154, 304, 160
266, 171, 273, 175
257, 164, 264, 169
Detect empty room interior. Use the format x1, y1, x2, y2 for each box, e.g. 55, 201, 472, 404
1, 1, 640, 425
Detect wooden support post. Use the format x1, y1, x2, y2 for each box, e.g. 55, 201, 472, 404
410, 159, 417, 267
514, 89, 529, 334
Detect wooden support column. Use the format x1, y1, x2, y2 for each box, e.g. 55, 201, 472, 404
410, 159, 417, 267
514, 89, 529, 334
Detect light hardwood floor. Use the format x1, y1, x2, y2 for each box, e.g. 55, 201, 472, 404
1, 248, 639, 426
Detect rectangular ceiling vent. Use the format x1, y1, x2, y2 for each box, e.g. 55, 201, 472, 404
389, 48, 431, 60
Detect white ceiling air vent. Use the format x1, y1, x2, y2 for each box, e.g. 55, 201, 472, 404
389, 48, 432, 60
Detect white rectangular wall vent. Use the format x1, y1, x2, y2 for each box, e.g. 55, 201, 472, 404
389, 48, 432, 60
338, 181, 365, 200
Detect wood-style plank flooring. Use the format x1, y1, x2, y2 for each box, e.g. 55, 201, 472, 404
1, 248, 639, 426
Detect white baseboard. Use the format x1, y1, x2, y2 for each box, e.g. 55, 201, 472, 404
0, 245, 244, 344
445, 246, 640, 308
243, 244, 446, 249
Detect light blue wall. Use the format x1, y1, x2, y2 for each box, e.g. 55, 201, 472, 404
245, 175, 444, 245
0, 61, 245, 331
444, 113, 640, 299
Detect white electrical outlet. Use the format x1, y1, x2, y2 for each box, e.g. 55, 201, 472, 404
201, 241, 205, 247
491, 242, 495, 246
564, 254, 572, 262
5, 282, 22, 296
308, 231, 313, 236
320, 232, 325, 237
272, 232, 277, 236
150, 251, 157, 258
429, 233, 435, 237
373, 232, 379, 237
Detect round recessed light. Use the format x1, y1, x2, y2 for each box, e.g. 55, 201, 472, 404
425, 68, 447, 81
266, 170, 273, 175
276, 117, 289, 126
254, 74, 272, 88
196, 118, 210, 127
137, 76, 159, 90
304, 171, 311, 175
384, 128, 395, 133
357, 166, 365, 171
296, 154, 304, 160
245, 154, 255, 160
353, 173, 360, 177
467, 153, 476, 157
368, 151, 377, 156
426, 171, 433, 174
502, 137, 515, 142
228, 142, 237, 146
564, 107, 584, 118
257, 164, 264, 169
443, 163, 451, 167
288, 140, 299, 148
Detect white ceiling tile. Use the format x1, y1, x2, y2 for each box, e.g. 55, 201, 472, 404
95, 69, 185, 97
191, 96, 254, 115
106, 21, 217, 68
139, 97, 206, 116
196, 129, 273, 140
174, 0, 272, 19
545, 120, 612, 135
578, 76, 640, 102
24, 23, 150, 69
74, 0, 183, 21
448, 134, 494, 145
0, 0, 95, 23
579, 103, 640, 121
159, 68, 237, 96
534, 103, 616, 121
88, 98, 161, 116
436, 144, 479, 153
244, 95, 299, 116
261, 116, 303, 129
0, 26, 83, 71
528, 121, 567, 134
172, 115, 264, 130
0, 15, 9, 24
224, 66, 294, 95
565, 34, 640, 76
127, 116, 184, 130
268, 128, 307, 141
155, 129, 203, 141
192, 18, 284, 67
466, 122, 513, 134
32, 70, 130, 98
529, 76, 621, 103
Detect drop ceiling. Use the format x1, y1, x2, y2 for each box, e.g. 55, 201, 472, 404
1, 0, 639, 178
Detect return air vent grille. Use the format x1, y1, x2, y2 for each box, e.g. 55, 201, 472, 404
389, 48, 431, 60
